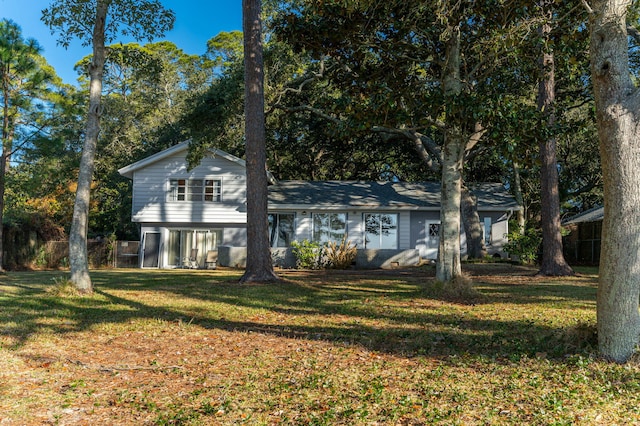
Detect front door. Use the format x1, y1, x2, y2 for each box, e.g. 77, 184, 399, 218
424, 221, 440, 259
142, 232, 161, 268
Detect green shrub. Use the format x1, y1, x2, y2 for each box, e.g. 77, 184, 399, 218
291, 239, 323, 269
34, 246, 48, 268
503, 227, 541, 265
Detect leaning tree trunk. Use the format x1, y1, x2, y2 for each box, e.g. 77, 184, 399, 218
68, 0, 107, 294
239, 0, 279, 283
589, 0, 640, 363
536, 15, 574, 277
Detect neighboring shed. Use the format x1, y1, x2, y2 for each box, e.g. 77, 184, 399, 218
562, 206, 603, 264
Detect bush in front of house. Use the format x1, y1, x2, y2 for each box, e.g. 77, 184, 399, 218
324, 238, 357, 269
503, 227, 541, 265
291, 238, 357, 270
291, 239, 324, 269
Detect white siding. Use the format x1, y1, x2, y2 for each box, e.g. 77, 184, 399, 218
347, 213, 364, 247
291, 211, 410, 249
295, 215, 313, 241
399, 211, 411, 249
131, 152, 247, 224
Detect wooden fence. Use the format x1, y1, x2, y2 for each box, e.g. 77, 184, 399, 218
4, 239, 140, 270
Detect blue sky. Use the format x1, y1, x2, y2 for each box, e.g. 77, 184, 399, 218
0, 0, 242, 85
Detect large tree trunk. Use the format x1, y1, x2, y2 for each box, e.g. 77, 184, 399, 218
536, 16, 574, 277
68, 0, 107, 294
589, 0, 640, 363
436, 25, 465, 282
239, 0, 278, 283
461, 185, 487, 259
437, 129, 465, 281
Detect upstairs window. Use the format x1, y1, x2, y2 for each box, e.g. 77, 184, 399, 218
169, 179, 221, 202
204, 179, 222, 202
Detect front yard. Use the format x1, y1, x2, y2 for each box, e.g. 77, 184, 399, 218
1, 264, 638, 425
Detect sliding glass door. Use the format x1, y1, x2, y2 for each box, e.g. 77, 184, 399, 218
168, 229, 222, 268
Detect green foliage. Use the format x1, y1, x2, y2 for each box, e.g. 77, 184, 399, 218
42, 0, 175, 48
205, 30, 243, 70
503, 227, 542, 265
292, 238, 357, 270
291, 239, 323, 269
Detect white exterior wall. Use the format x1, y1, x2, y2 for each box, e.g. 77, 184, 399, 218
487, 216, 509, 256
290, 210, 410, 250
295, 214, 313, 241
130, 152, 247, 224
399, 211, 411, 249
124, 145, 517, 267
347, 213, 364, 247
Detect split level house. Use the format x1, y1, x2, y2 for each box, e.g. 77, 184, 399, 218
118, 141, 521, 269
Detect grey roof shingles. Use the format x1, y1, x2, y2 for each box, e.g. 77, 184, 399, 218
267, 181, 520, 211
562, 206, 604, 225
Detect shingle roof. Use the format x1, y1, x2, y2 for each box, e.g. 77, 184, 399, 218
562, 206, 604, 225
267, 181, 520, 211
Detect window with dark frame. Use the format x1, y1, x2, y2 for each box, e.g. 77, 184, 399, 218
268, 213, 295, 247
364, 213, 398, 249
169, 178, 221, 202
312, 212, 347, 244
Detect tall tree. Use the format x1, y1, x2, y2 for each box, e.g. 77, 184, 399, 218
0, 19, 52, 272
43, 0, 174, 293
274, 0, 531, 281
240, 0, 279, 283
588, 0, 640, 362
536, 1, 574, 276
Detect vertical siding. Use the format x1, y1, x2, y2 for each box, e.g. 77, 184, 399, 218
348, 213, 364, 247
483, 211, 510, 257
295, 214, 313, 241
399, 211, 411, 249
410, 211, 441, 258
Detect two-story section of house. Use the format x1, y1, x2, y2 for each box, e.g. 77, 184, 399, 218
118, 141, 253, 268
119, 141, 521, 269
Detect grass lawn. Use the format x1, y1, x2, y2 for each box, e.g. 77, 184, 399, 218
1, 264, 638, 425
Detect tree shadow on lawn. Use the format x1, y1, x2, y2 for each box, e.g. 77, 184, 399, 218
0, 269, 597, 362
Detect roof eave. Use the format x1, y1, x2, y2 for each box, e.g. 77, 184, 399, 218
118, 141, 258, 180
